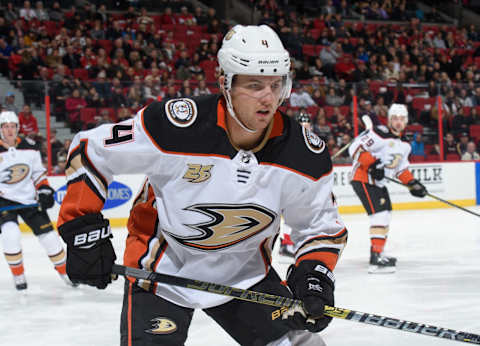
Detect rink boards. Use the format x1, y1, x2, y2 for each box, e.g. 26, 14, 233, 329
20, 161, 479, 230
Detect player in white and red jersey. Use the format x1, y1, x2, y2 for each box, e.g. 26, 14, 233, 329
0, 111, 74, 289
348, 104, 427, 273
58, 25, 347, 345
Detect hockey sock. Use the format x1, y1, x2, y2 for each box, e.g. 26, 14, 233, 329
37, 231, 67, 274
0, 221, 24, 277
369, 226, 389, 253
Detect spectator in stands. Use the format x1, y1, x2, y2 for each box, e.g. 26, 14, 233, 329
86, 87, 104, 108
410, 132, 426, 158
137, 7, 153, 25
175, 49, 191, 80
289, 83, 316, 107
313, 111, 332, 140
35, 1, 49, 21
20, 1, 37, 21
159, 7, 176, 25
49, 128, 64, 166
194, 7, 208, 26
194, 80, 211, 97
53, 153, 67, 175
325, 87, 344, 106
461, 141, 480, 161
457, 132, 470, 156
373, 95, 388, 123
319, 43, 340, 79
62, 45, 81, 69
458, 88, 473, 107
351, 61, 370, 83
178, 6, 195, 25
471, 87, 480, 106
452, 106, 473, 136
4, 2, 19, 22
65, 88, 87, 132
49, 1, 63, 22
3, 92, 18, 114
18, 104, 38, 139
0, 37, 13, 76
311, 89, 324, 106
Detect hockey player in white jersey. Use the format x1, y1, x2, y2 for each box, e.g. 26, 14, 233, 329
348, 104, 427, 273
0, 111, 74, 289
58, 25, 347, 345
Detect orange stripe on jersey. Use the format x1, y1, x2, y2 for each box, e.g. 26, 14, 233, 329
124, 185, 160, 269
398, 169, 414, 185
127, 281, 133, 346
260, 162, 333, 182
57, 180, 104, 226
140, 105, 231, 160
35, 179, 49, 189
296, 251, 338, 272
358, 151, 376, 167
362, 182, 375, 213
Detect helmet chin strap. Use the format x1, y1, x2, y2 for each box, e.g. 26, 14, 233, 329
223, 88, 259, 134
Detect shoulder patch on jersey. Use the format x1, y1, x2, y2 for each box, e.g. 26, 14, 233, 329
302, 127, 326, 154
165, 98, 198, 128
377, 125, 389, 133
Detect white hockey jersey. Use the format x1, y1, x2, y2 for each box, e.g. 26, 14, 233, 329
348, 125, 413, 187
0, 138, 47, 205
59, 95, 347, 309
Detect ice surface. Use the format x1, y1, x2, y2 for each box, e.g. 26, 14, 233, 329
1, 207, 479, 345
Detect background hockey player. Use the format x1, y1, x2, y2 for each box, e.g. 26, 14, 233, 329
348, 104, 427, 273
0, 111, 74, 289
58, 25, 347, 345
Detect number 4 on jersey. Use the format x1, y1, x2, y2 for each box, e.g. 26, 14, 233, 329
104, 123, 134, 146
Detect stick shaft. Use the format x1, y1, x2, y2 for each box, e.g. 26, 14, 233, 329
112, 264, 480, 344
0, 203, 39, 212
384, 177, 480, 217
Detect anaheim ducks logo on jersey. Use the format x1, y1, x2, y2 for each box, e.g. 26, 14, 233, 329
165, 98, 198, 128
302, 127, 325, 154
145, 317, 177, 335
0, 164, 30, 184
164, 203, 277, 250
384, 154, 403, 169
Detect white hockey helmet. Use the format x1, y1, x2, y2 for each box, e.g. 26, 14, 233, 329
387, 103, 408, 123
0, 111, 19, 141
218, 25, 292, 132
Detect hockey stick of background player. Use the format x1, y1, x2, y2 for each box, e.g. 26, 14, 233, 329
384, 176, 480, 218
0, 203, 39, 213
112, 264, 480, 344
331, 115, 373, 160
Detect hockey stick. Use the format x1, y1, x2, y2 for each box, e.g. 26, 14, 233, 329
112, 264, 480, 344
384, 177, 480, 218
332, 115, 373, 159
0, 203, 39, 212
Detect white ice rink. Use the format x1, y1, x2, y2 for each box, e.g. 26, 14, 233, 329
1, 207, 480, 346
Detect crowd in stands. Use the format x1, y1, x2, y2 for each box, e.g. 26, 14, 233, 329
0, 0, 479, 172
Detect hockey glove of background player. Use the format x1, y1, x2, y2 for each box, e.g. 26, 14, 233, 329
59, 213, 116, 289
368, 159, 385, 180
37, 185, 55, 210
285, 260, 334, 332
407, 179, 427, 198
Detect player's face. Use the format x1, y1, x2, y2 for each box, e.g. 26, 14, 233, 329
1, 123, 17, 144
389, 115, 407, 134
230, 75, 283, 131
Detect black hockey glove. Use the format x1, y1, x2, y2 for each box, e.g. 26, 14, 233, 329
37, 185, 55, 210
368, 159, 385, 180
285, 260, 335, 333
59, 213, 116, 289
407, 179, 427, 198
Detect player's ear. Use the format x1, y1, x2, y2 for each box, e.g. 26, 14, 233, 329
218, 75, 225, 93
